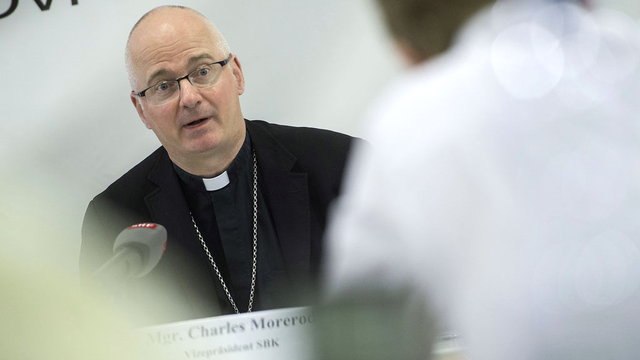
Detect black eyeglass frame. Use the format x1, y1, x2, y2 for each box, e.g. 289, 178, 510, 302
132, 54, 232, 98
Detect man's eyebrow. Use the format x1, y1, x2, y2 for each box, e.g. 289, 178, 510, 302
146, 68, 171, 87
145, 54, 217, 86
186, 54, 215, 66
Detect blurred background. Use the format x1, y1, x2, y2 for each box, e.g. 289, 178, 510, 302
3, 1, 640, 359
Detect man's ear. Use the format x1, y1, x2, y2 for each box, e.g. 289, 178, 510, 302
395, 38, 427, 66
131, 92, 152, 129
230, 54, 245, 95
579, 0, 591, 9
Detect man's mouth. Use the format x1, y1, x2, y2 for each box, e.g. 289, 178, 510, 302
184, 118, 208, 127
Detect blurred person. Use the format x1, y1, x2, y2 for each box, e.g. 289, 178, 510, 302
80, 5, 357, 325
324, 0, 640, 359
0, 255, 141, 360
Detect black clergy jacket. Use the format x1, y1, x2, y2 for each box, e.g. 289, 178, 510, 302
80, 119, 355, 325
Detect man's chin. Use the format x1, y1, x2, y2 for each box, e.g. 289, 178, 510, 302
184, 142, 223, 156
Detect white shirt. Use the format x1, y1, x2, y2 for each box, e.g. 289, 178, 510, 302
324, 2, 640, 359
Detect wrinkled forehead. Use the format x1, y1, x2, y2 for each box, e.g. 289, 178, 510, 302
130, 9, 219, 55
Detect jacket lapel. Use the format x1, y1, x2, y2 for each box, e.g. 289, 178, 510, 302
145, 150, 199, 255
143, 149, 221, 318
246, 121, 312, 283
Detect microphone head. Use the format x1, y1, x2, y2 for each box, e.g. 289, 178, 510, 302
113, 223, 167, 277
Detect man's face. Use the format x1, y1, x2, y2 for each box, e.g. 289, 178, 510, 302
128, 9, 245, 170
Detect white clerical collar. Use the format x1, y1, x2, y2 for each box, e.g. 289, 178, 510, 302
202, 171, 230, 191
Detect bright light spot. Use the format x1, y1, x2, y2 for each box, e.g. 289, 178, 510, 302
491, 22, 564, 99
532, 232, 640, 313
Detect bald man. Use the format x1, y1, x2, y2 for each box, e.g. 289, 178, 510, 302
80, 6, 355, 325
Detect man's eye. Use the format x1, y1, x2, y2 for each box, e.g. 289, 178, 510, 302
197, 68, 210, 77
155, 82, 170, 92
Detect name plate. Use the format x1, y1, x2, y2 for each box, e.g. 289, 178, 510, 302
136, 307, 315, 359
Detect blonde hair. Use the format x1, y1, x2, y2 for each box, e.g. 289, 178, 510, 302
376, 0, 494, 61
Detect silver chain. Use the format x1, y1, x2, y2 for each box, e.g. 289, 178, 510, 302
190, 150, 258, 314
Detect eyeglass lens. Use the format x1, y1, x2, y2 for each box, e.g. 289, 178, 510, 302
147, 63, 225, 105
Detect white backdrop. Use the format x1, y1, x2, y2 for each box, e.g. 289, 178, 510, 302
0, 0, 400, 275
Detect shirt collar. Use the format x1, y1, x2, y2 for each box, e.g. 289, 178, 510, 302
202, 171, 230, 191
172, 130, 252, 192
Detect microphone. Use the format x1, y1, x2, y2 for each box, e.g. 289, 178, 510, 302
91, 223, 167, 282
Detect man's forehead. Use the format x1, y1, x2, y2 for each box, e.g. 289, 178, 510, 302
129, 17, 221, 75
131, 33, 218, 62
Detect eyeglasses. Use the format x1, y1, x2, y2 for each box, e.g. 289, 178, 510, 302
132, 54, 232, 106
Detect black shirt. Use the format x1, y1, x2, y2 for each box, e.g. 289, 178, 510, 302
173, 132, 291, 314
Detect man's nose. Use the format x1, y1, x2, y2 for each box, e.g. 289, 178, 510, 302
178, 78, 202, 108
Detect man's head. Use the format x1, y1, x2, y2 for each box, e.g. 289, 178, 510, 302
376, 0, 495, 63
126, 6, 246, 176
